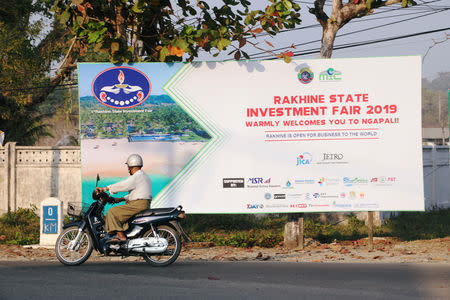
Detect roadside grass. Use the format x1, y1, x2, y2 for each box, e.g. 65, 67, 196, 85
0, 206, 40, 245
182, 209, 450, 247
1, 207, 449, 247
382, 208, 450, 240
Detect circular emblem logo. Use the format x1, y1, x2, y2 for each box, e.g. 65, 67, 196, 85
298, 67, 314, 84
264, 193, 272, 200
92, 66, 151, 109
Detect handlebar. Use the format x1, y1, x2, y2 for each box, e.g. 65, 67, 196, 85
91, 191, 117, 204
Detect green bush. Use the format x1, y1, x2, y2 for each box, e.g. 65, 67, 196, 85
383, 208, 450, 240
181, 214, 286, 232
0, 206, 40, 245
189, 229, 283, 248
2, 207, 448, 247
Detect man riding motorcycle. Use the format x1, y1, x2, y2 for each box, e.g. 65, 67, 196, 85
95, 154, 152, 243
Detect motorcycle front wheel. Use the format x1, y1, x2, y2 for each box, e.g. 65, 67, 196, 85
55, 226, 93, 266
142, 225, 181, 267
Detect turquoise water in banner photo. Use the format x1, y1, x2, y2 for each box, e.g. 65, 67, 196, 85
82, 175, 171, 213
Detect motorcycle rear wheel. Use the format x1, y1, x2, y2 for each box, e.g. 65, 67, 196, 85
142, 225, 181, 267
55, 226, 93, 266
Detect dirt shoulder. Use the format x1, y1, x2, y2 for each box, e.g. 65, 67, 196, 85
1, 237, 449, 264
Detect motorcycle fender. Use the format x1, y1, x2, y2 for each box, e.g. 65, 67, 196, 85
169, 221, 191, 243
63, 220, 85, 230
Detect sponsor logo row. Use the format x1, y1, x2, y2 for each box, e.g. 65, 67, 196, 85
246, 202, 379, 210
263, 191, 369, 201
223, 177, 396, 189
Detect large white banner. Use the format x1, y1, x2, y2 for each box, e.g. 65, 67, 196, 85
79, 56, 424, 213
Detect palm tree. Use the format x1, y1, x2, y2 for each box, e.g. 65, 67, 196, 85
0, 95, 52, 145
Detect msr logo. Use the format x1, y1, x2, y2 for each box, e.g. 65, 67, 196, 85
248, 178, 264, 184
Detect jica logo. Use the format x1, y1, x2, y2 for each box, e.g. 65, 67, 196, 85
92, 66, 151, 109
296, 152, 312, 166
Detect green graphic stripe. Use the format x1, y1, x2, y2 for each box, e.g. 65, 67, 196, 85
154, 64, 227, 207
173, 64, 228, 141
159, 68, 227, 202
159, 64, 228, 207
162, 63, 190, 91
154, 100, 219, 204
154, 65, 208, 206
173, 63, 228, 139
172, 67, 219, 137
154, 138, 224, 205
155, 65, 222, 207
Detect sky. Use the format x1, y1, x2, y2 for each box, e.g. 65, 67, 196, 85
198, 0, 450, 80
38, 0, 450, 82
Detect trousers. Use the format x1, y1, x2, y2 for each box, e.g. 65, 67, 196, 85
105, 199, 150, 234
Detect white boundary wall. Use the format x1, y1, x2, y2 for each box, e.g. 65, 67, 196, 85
0, 143, 448, 220
0, 143, 81, 215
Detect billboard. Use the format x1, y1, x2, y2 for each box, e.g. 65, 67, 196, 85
78, 56, 424, 213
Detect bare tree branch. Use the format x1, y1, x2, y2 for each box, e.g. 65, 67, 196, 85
313, 0, 410, 58
309, 0, 329, 28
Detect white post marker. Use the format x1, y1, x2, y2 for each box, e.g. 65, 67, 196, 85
40, 197, 63, 246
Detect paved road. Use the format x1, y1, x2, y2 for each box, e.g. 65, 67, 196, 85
0, 260, 448, 299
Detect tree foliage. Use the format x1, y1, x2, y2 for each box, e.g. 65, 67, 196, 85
0, 95, 53, 145
52, 0, 301, 63
423, 72, 450, 92
422, 72, 450, 128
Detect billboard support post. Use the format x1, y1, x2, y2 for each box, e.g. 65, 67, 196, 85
298, 217, 304, 250
368, 211, 374, 250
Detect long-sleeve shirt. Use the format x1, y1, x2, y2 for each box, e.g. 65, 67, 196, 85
107, 170, 152, 201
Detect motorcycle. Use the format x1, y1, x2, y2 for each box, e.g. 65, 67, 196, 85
55, 175, 190, 267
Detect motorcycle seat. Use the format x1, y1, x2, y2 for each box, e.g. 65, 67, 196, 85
134, 207, 177, 218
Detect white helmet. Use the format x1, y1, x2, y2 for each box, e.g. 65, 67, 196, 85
125, 154, 143, 167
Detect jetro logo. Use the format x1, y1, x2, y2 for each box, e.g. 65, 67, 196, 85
319, 68, 342, 81
92, 66, 151, 109
297, 152, 312, 166
298, 67, 314, 84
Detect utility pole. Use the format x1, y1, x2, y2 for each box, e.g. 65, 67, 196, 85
439, 93, 445, 145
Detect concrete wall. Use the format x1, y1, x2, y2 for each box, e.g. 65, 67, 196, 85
0, 143, 81, 215
423, 146, 450, 209
1, 143, 449, 220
